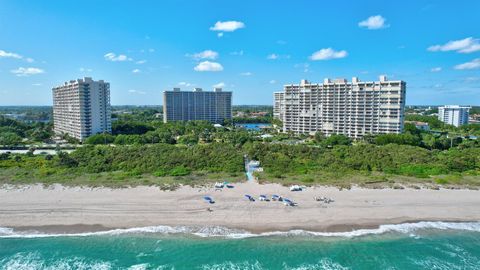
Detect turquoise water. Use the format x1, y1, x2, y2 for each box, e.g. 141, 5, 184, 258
1, 223, 480, 269
237, 123, 272, 131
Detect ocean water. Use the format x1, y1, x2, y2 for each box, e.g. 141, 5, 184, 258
1, 222, 480, 269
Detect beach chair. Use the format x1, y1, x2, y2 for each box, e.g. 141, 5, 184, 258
244, 194, 255, 202
283, 198, 296, 206
259, 195, 269, 201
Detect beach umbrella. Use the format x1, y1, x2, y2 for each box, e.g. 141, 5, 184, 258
203, 196, 214, 203
244, 195, 255, 201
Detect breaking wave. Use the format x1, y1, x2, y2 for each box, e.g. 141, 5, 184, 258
0, 221, 479, 239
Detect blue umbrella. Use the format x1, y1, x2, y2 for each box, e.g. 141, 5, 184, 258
245, 195, 255, 201
203, 196, 214, 203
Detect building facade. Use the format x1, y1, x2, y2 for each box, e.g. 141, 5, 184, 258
438, 105, 470, 127
274, 76, 406, 138
163, 87, 232, 123
52, 77, 111, 141
273, 92, 285, 121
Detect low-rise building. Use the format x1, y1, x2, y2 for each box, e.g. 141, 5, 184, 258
405, 121, 430, 131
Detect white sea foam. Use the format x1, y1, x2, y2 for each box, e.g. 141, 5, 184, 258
283, 259, 350, 270
0, 252, 113, 270
0, 221, 479, 239
200, 261, 264, 270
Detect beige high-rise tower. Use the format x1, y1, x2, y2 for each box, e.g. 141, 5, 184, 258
274, 76, 406, 138
52, 77, 111, 141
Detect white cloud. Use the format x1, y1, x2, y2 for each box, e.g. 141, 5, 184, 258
136, 60, 147, 64
430, 67, 442, 72
428, 37, 480, 53
79, 67, 93, 72
0, 50, 34, 62
358, 15, 389, 30
104, 52, 132, 62
240, 72, 252, 76
128, 89, 146, 94
309, 48, 347, 60
454, 58, 480, 70
295, 63, 310, 73
267, 54, 279, 60
187, 50, 219, 60
10, 67, 45, 76
213, 82, 226, 88
132, 69, 141, 73
230, 50, 244, 56
194, 61, 223, 72
0, 50, 22, 59
178, 82, 192, 87
465, 77, 479, 82
217, 33, 224, 38
269, 80, 276, 84
210, 20, 245, 32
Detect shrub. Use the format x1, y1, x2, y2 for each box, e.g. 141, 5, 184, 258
169, 166, 191, 176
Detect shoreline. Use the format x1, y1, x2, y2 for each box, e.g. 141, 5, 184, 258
1, 183, 480, 235
5, 219, 480, 236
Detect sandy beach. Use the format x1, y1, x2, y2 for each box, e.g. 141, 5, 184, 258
1, 182, 479, 234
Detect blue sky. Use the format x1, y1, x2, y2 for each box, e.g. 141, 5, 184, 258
0, 0, 479, 106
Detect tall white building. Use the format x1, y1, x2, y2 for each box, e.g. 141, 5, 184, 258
274, 76, 406, 138
438, 105, 470, 127
273, 92, 285, 121
163, 87, 232, 123
52, 77, 111, 141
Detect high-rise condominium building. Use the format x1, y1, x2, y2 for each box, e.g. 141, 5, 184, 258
274, 76, 406, 138
438, 105, 470, 127
52, 77, 111, 141
273, 92, 285, 121
163, 87, 232, 123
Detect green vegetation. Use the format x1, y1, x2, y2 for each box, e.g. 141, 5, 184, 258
0, 116, 53, 145
405, 114, 480, 136
2, 106, 480, 189
0, 144, 245, 188
245, 142, 480, 188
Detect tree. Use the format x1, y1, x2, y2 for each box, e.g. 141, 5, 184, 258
323, 134, 351, 146
0, 152, 10, 160
314, 131, 325, 143
362, 134, 376, 144
178, 134, 199, 145
0, 132, 23, 145
85, 134, 115, 145
112, 121, 154, 135
57, 152, 78, 167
